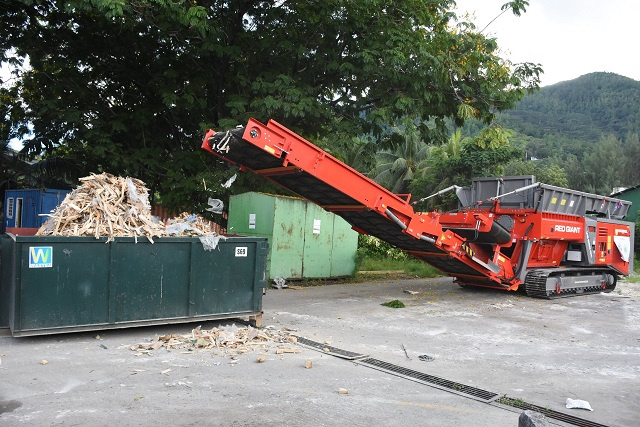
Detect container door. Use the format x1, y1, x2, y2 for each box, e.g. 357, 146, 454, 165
40, 192, 65, 226
22, 195, 38, 228
270, 197, 305, 279
301, 204, 334, 278
330, 216, 358, 277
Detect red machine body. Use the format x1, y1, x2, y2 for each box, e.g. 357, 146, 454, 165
203, 119, 634, 298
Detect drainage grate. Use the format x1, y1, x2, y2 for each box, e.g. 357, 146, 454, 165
292, 336, 367, 360
497, 397, 610, 427
290, 338, 609, 427
357, 358, 499, 402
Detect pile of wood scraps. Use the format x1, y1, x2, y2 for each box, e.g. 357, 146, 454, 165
129, 325, 300, 358
36, 173, 222, 242
37, 173, 165, 242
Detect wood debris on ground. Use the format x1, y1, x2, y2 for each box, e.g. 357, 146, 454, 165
36, 173, 221, 241
129, 325, 300, 358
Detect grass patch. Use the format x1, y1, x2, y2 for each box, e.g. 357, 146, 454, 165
381, 300, 405, 308
622, 272, 640, 283
357, 255, 441, 278
497, 395, 527, 407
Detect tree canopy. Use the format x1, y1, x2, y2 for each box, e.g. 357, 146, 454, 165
1, 0, 541, 211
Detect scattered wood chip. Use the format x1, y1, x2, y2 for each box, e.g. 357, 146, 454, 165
338, 388, 349, 394
256, 356, 266, 363
275, 348, 300, 355
304, 360, 313, 369
39, 359, 48, 365
150, 340, 164, 350
129, 326, 297, 357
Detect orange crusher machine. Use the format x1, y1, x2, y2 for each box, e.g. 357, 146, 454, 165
203, 119, 634, 298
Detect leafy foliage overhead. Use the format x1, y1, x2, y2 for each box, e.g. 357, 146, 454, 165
0, 0, 540, 210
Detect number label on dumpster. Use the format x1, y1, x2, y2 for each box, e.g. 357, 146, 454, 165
29, 247, 53, 268
235, 247, 248, 257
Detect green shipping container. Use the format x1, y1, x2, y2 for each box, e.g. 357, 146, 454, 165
228, 192, 358, 280
0, 235, 268, 336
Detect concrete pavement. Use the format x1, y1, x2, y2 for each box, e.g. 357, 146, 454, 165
1, 276, 638, 426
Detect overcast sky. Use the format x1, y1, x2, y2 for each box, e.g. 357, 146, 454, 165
455, 0, 640, 86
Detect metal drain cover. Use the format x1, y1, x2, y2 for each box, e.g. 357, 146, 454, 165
356, 357, 499, 402
497, 396, 610, 427
292, 336, 368, 360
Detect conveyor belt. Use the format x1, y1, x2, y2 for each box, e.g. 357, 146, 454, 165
203, 123, 481, 279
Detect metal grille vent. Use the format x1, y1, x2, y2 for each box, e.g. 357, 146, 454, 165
357, 357, 499, 402
292, 336, 367, 360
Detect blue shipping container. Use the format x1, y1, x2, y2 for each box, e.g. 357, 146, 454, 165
3, 189, 70, 231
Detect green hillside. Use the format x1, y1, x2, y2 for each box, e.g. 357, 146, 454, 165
489, 72, 640, 194
499, 72, 640, 142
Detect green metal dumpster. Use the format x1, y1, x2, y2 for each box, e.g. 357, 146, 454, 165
228, 192, 358, 280
0, 234, 268, 336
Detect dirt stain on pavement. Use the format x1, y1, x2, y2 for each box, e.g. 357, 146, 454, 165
0, 400, 23, 415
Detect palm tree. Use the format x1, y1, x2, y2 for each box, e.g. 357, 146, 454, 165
330, 135, 377, 174
372, 127, 434, 194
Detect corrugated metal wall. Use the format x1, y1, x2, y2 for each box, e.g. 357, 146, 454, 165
228, 192, 358, 280
3, 189, 70, 230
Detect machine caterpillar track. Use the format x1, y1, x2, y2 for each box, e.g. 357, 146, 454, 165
523, 268, 617, 299
202, 119, 634, 298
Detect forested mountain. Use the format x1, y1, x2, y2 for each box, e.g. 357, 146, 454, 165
499, 72, 640, 142
490, 72, 640, 194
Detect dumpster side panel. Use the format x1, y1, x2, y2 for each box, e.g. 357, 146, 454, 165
18, 241, 110, 330
191, 239, 267, 315
3, 236, 268, 336
112, 240, 190, 322
0, 235, 16, 328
